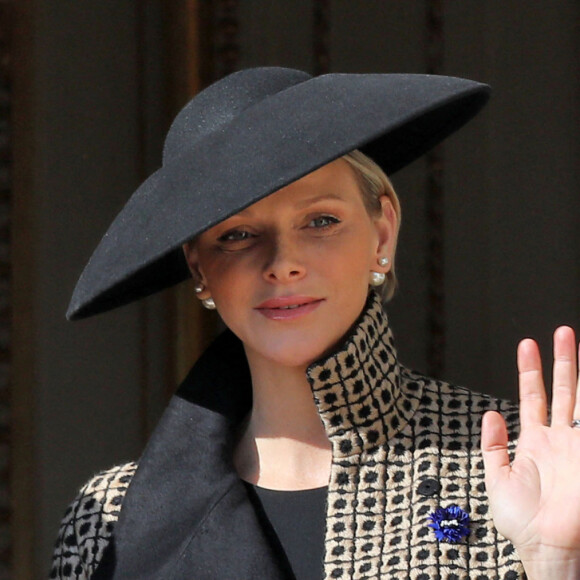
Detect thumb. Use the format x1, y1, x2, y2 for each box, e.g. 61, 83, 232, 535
481, 410, 511, 490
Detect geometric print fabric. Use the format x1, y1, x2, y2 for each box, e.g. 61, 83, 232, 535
50, 463, 137, 579
308, 295, 523, 579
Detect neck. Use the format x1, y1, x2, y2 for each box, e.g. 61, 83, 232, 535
234, 354, 331, 490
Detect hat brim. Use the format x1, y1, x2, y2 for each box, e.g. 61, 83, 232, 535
67, 69, 490, 320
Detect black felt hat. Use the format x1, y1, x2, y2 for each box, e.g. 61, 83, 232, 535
67, 67, 490, 320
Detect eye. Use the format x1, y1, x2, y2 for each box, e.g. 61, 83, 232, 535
308, 215, 340, 229
217, 229, 254, 243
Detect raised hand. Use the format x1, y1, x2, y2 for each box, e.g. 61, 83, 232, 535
481, 326, 580, 580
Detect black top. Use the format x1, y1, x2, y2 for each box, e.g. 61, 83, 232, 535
247, 483, 328, 580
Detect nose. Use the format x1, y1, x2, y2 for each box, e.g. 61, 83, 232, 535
263, 235, 306, 283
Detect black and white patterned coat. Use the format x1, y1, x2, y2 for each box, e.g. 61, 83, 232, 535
51, 294, 524, 579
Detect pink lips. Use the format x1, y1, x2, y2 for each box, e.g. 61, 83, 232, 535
255, 296, 324, 320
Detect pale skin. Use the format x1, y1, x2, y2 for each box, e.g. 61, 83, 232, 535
183, 159, 580, 578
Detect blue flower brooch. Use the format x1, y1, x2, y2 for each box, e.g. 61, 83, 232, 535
428, 504, 470, 543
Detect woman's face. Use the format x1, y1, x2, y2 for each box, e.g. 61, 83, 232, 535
183, 158, 397, 371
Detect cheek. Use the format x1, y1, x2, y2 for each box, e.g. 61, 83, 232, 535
200, 254, 255, 302
325, 233, 376, 273
203, 263, 232, 293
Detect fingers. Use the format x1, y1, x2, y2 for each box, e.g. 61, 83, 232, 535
481, 411, 510, 488
519, 327, 580, 428
551, 326, 578, 427
517, 338, 548, 428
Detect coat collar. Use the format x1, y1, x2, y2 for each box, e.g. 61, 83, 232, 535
96, 293, 419, 579
308, 293, 419, 454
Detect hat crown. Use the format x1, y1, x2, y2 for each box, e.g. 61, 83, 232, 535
162, 67, 312, 164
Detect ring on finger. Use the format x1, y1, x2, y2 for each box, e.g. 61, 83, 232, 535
572, 419, 580, 429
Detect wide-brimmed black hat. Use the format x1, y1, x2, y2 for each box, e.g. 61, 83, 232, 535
67, 67, 490, 320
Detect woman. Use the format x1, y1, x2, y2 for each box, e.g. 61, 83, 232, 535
51, 68, 580, 579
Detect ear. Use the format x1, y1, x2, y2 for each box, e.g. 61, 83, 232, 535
372, 196, 398, 272
182, 242, 211, 298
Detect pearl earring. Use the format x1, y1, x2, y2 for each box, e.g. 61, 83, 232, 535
378, 257, 389, 267
369, 271, 386, 286
201, 297, 216, 310
194, 283, 205, 294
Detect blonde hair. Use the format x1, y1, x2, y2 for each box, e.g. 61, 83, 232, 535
342, 150, 401, 301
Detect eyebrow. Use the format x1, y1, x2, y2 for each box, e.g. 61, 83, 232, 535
294, 193, 347, 209
235, 193, 347, 217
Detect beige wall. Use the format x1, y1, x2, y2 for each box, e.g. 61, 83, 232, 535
13, 1, 580, 576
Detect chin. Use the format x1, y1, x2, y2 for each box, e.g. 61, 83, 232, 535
247, 328, 348, 370
261, 344, 325, 369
